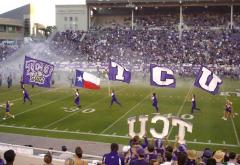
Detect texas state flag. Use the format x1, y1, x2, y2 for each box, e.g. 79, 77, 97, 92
75, 70, 100, 90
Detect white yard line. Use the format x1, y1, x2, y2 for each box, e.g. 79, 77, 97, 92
42, 87, 128, 129
231, 117, 240, 145
0, 124, 239, 148
168, 81, 194, 137
101, 92, 151, 134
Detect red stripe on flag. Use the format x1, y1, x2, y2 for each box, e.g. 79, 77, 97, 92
83, 81, 100, 90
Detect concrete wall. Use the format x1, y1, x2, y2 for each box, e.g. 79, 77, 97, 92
56, 5, 88, 31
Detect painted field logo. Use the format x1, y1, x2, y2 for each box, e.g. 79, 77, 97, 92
128, 114, 193, 144
62, 107, 79, 112
62, 107, 95, 113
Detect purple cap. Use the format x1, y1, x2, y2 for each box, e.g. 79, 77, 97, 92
137, 148, 145, 156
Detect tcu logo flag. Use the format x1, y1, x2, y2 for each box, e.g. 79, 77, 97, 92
150, 64, 176, 88
108, 61, 131, 83
23, 56, 54, 88
194, 66, 222, 94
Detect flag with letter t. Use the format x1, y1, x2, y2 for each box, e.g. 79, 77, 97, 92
23, 56, 54, 88
108, 61, 131, 83
194, 66, 222, 94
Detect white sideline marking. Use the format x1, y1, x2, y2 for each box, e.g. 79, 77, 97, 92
101, 93, 151, 134
0, 124, 239, 148
42, 87, 127, 129
168, 81, 194, 137
231, 117, 240, 145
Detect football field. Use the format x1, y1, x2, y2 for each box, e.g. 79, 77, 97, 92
0, 78, 239, 152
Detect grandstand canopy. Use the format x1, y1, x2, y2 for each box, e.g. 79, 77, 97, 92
86, 0, 240, 7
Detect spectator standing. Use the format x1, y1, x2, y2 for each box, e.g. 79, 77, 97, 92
74, 146, 88, 165
44, 152, 53, 165
102, 143, 124, 165
4, 149, 16, 165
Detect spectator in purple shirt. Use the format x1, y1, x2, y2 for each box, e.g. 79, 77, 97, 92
146, 144, 158, 163
102, 143, 125, 165
129, 148, 148, 165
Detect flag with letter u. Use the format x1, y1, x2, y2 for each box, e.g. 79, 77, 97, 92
75, 70, 100, 90
23, 56, 54, 88
194, 66, 222, 94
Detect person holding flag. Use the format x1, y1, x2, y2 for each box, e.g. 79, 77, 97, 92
3, 101, 14, 120
74, 89, 81, 108
191, 94, 200, 114
23, 88, 32, 104
152, 93, 159, 113
110, 89, 122, 107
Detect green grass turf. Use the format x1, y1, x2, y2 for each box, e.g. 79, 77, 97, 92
0, 78, 239, 152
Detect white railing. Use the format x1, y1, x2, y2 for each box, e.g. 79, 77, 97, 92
0, 142, 102, 165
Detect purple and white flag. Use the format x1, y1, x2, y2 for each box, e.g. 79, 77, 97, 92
150, 64, 176, 88
23, 56, 54, 88
194, 66, 222, 95
108, 61, 131, 83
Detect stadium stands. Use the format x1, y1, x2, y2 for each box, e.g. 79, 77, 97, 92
0, 136, 239, 165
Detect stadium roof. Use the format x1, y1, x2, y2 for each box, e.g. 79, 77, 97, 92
86, 0, 240, 6
86, 0, 238, 3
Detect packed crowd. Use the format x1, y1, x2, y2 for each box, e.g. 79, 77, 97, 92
0, 45, 18, 62
1, 136, 240, 165
51, 27, 240, 78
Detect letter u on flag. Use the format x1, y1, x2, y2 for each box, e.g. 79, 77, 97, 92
23, 56, 54, 88
194, 66, 222, 94
75, 70, 100, 90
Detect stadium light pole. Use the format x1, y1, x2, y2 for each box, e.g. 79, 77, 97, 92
230, 5, 233, 29
179, 5, 183, 40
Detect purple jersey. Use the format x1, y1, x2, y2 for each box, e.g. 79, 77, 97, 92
152, 96, 158, 106
23, 90, 29, 97
6, 102, 10, 112
112, 92, 117, 101
74, 91, 80, 106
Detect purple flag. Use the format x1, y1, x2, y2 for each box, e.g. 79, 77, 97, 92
194, 66, 222, 95
23, 56, 54, 88
108, 61, 131, 83
150, 64, 176, 88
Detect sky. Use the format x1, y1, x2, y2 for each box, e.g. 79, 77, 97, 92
0, 0, 86, 26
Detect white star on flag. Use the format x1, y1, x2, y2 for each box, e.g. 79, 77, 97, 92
77, 76, 83, 82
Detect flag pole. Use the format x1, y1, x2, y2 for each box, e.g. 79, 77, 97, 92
108, 78, 111, 96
